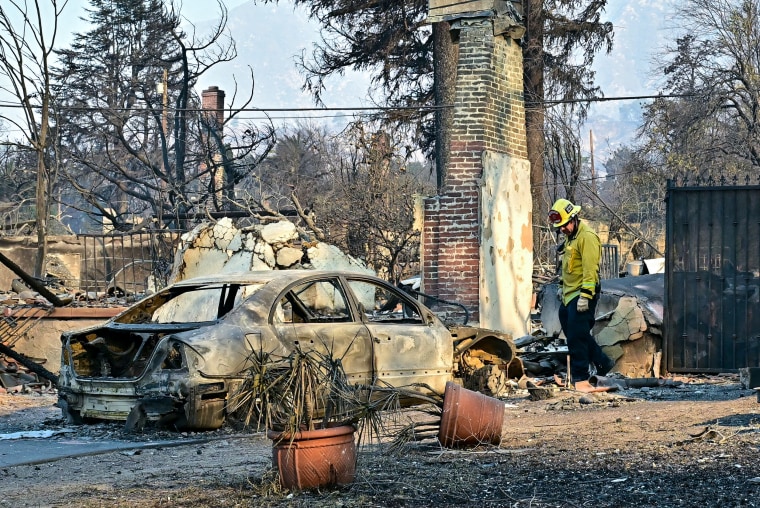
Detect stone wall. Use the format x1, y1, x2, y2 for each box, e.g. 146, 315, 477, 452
170, 218, 374, 282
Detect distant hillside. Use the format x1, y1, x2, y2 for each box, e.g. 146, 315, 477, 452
584, 0, 678, 163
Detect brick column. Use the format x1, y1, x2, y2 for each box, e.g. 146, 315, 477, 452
422, 13, 532, 334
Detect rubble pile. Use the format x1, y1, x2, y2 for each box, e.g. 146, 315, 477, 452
0, 357, 51, 392
1, 278, 133, 312
171, 218, 373, 282
2, 280, 61, 308
534, 274, 665, 380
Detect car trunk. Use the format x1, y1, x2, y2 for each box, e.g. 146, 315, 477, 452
62, 324, 193, 379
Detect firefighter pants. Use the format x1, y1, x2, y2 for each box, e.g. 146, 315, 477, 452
558, 293, 607, 382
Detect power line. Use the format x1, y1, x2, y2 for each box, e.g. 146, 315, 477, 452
539, 170, 638, 190
0, 92, 698, 115
0, 102, 448, 113
537, 93, 698, 106
236, 114, 371, 121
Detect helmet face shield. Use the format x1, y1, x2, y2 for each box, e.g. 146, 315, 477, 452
548, 210, 564, 225
548, 199, 581, 228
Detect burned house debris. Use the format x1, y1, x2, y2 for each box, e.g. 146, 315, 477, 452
0, 216, 746, 432
538, 274, 665, 379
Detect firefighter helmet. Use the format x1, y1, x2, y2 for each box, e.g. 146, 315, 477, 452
548, 199, 581, 228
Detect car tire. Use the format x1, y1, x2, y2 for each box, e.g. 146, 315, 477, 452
59, 399, 84, 425
179, 399, 226, 430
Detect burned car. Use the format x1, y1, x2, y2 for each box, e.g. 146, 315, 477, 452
58, 270, 515, 430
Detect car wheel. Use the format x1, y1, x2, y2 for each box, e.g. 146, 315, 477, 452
59, 399, 85, 425
179, 399, 226, 430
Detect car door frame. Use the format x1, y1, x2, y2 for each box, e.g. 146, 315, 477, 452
340, 274, 453, 395
269, 274, 375, 387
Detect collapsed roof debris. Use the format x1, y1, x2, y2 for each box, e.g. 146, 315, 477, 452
0, 355, 55, 393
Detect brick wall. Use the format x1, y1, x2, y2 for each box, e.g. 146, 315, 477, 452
201, 87, 226, 206
422, 16, 527, 324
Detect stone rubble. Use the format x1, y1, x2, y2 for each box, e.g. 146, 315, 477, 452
170, 218, 374, 282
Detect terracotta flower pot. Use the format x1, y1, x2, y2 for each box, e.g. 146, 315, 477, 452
438, 381, 505, 448
267, 424, 357, 490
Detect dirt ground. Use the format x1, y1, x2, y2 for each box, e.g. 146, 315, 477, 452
1, 375, 759, 507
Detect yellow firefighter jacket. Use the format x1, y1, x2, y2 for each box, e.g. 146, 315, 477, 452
559, 220, 601, 305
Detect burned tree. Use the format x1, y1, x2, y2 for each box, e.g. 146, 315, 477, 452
0, 0, 65, 276
54, 0, 275, 232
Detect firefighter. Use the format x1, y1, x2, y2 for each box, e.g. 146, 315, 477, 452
549, 198, 614, 392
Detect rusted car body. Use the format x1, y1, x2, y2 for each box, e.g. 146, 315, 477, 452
58, 270, 515, 430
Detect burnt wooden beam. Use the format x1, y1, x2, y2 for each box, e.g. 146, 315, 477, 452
0, 342, 58, 385
0, 251, 66, 307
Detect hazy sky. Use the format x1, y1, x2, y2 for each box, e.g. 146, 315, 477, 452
59, 0, 251, 40
47, 0, 374, 133
7, 0, 678, 163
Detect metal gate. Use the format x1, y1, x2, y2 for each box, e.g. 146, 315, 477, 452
665, 180, 760, 373
600, 244, 620, 280
77, 230, 182, 297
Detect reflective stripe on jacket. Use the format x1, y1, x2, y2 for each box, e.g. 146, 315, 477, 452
559, 221, 601, 305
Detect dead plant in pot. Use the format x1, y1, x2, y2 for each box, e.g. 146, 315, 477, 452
228, 345, 381, 435
227, 344, 407, 489
227, 345, 505, 489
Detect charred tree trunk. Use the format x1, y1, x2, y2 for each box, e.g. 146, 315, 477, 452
0, 249, 65, 307
524, 0, 547, 248
0, 342, 58, 385
34, 154, 50, 279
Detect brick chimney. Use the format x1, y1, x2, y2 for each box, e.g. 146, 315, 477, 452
422, 2, 532, 335
200, 86, 228, 209
201, 86, 226, 129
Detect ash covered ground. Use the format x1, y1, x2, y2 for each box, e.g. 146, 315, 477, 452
0, 375, 758, 507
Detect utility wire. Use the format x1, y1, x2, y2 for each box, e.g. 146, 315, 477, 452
0, 92, 698, 115
536, 93, 698, 106
539, 170, 640, 189
0, 102, 448, 113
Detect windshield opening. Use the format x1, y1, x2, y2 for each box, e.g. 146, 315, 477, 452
115, 283, 264, 324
